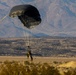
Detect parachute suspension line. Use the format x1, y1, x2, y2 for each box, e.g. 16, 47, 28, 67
28, 29, 31, 46
23, 26, 30, 47
0, 14, 8, 24
27, 29, 31, 47
22, 26, 27, 47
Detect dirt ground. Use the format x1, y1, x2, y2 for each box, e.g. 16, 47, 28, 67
0, 56, 76, 63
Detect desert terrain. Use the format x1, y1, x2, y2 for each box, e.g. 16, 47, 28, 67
0, 37, 76, 57
0, 37, 76, 75
0, 56, 76, 63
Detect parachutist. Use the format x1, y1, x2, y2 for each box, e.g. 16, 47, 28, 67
27, 46, 33, 61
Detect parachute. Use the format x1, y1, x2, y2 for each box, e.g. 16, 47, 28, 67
9, 4, 41, 29
9, 4, 41, 61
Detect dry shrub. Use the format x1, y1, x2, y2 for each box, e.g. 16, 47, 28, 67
0, 61, 76, 75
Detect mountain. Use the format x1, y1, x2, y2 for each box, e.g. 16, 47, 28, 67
0, 0, 76, 37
